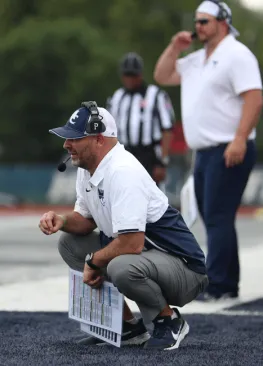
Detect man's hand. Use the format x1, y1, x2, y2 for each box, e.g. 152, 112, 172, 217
224, 137, 247, 168
153, 166, 166, 183
83, 263, 104, 289
171, 31, 193, 52
39, 211, 64, 235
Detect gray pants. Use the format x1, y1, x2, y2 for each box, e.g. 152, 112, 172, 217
58, 231, 208, 324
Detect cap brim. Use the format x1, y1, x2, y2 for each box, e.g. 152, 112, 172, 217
49, 125, 85, 139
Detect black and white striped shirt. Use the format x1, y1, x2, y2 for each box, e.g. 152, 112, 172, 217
107, 84, 175, 147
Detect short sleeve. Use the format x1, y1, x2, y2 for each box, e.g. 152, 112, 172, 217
176, 50, 204, 76
176, 57, 187, 76
74, 169, 93, 218
229, 50, 262, 95
109, 167, 149, 235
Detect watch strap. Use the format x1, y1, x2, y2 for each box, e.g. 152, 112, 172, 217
85, 253, 101, 270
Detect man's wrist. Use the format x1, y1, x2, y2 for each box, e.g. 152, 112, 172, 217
168, 41, 181, 56
85, 253, 102, 270
58, 214, 67, 229
92, 252, 106, 269
234, 135, 247, 143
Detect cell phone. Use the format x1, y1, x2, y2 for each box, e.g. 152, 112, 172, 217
191, 32, 197, 40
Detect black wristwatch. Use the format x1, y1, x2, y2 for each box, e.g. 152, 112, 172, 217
85, 253, 101, 270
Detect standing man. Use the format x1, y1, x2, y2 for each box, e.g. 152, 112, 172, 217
39, 101, 208, 349
154, 1, 262, 300
107, 52, 175, 186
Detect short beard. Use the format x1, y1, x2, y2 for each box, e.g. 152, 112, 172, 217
71, 144, 98, 172
198, 35, 209, 44
78, 154, 97, 172
71, 158, 81, 168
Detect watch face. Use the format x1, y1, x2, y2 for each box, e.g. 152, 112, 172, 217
85, 253, 92, 262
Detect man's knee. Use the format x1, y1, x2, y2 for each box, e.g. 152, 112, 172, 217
58, 231, 101, 260
107, 256, 128, 287
57, 231, 101, 271
57, 232, 72, 259
204, 210, 234, 228
107, 255, 144, 289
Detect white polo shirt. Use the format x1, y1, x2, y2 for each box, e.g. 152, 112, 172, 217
74, 142, 168, 239
73, 142, 207, 274
177, 35, 262, 150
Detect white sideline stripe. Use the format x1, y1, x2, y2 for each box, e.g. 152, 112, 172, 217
218, 310, 263, 317
0, 218, 263, 314
0, 216, 40, 232
0, 277, 69, 312
1, 241, 263, 314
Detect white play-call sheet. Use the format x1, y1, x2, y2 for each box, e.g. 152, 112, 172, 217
68, 269, 124, 347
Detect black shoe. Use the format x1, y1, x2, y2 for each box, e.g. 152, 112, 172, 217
195, 291, 239, 302
144, 308, 189, 350
77, 318, 150, 346
121, 318, 150, 346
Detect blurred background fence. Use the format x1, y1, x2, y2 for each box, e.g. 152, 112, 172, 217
0, 0, 263, 208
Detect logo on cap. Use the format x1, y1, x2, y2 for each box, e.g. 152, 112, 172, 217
69, 110, 80, 125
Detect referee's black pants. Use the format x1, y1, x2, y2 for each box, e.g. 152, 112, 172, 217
194, 140, 256, 297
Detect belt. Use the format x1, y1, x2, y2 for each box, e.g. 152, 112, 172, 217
196, 142, 228, 152
197, 139, 255, 152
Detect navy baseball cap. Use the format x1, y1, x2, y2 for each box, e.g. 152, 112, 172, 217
49, 107, 118, 139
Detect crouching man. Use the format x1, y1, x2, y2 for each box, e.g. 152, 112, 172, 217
39, 101, 208, 350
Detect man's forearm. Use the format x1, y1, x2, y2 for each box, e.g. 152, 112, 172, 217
154, 43, 181, 84
236, 90, 263, 140
92, 238, 123, 268
60, 211, 97, 234
92, 233, 144, 268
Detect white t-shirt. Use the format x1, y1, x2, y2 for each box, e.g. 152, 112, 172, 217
74, 142, 168, 238
177, 35, 262, 150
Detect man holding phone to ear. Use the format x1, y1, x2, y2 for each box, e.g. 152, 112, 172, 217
154, 1, 262, 301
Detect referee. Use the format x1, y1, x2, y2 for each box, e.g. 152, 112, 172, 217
107, 52, 175, 185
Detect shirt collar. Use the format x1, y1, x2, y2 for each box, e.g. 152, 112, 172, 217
204, 34, 235, 62
89, 142, 124, 187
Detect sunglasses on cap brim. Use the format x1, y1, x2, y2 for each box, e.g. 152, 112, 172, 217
194, 18, 210, 25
